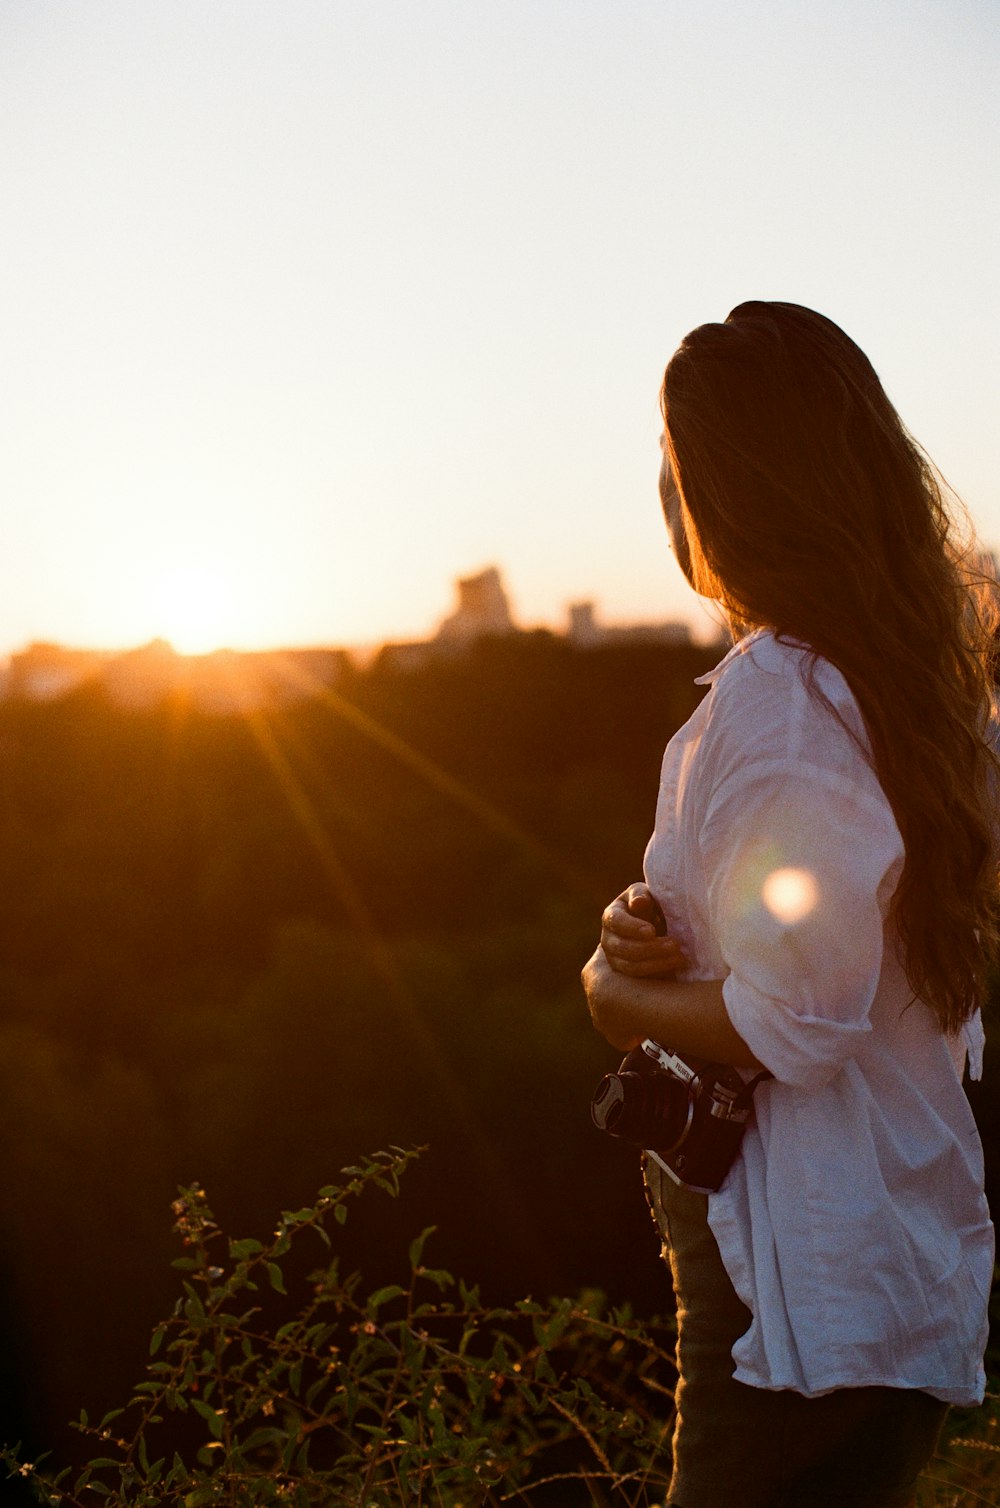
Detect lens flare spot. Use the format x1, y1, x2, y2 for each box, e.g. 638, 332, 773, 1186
761, 867, 819, 926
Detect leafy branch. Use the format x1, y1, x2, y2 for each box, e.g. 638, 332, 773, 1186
3, 1147, 677, 1507
8, 1145, 997, 1507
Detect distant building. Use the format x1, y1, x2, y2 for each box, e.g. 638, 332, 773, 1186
100, 639, 183, 708
566, 600, 691, 649
377, 566, 519, 672
378, 572, 693, 671
101, 643, 349, 713
373, 641, 439, 674
436, 566, 517, 643
567, 602, 601, 648
2, 640, 350, 714
1, 567, 697, 705
6, 642, 106, 701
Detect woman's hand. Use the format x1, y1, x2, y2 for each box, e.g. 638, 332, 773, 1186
582, 883, 690, 1052
583, 926, 758, 1066
583, 887, 758, 1066
581, 945, 646, 1050
600, 883, 688, 978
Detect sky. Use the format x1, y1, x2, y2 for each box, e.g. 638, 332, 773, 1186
1, 0, 997, 655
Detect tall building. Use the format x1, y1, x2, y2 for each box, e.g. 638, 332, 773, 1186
436, 566, 516, 642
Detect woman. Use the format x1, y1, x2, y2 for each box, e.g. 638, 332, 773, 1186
582, 302, 997, 1508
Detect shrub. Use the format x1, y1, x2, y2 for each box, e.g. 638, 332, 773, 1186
2, 1147, 677, 1505
4, 1145, 999, 1507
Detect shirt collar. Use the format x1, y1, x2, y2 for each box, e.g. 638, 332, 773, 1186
694, 628, 773, 686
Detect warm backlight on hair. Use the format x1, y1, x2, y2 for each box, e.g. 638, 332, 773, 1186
761, 867, 819, 925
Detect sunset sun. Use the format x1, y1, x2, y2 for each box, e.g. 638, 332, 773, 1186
150, 563, 242, 655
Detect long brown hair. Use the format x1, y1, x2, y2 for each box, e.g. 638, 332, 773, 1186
662, 300, 998, 1032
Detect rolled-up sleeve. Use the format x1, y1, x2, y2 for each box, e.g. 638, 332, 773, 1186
701, 761, 904, 1089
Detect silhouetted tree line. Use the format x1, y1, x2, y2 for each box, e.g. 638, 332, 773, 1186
0, 631, 995, 1469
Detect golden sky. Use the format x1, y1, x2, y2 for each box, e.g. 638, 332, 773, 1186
1, 0, 997, 655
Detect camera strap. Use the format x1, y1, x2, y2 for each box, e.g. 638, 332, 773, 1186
735, 1069, 772, 1110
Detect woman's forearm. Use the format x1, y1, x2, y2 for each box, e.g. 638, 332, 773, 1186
582, 947, 762, 1068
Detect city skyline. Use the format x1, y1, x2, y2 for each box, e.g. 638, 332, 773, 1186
0, 560, 699, 672
0, 561, 705, 724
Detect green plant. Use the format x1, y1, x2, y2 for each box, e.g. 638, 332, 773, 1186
5, 1145, 999, 1507
2, 1147, 677, 1506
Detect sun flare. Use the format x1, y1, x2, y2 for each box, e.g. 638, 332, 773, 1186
761, 867, 819, 927
151, 564, 242, 655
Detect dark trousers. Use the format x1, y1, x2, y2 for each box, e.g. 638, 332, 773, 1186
644, 1157, 948, 1508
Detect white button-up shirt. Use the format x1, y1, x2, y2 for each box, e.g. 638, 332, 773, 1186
643, 629, 993, 1404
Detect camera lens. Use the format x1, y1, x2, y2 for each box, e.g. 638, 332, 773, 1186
591, 1069, 691, 1150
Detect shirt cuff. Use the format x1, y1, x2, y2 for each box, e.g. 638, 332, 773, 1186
723, 975, 873, 1090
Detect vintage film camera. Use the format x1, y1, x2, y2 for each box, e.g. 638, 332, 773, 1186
589, 894, 767, 1192
590, 1037, 760, 1194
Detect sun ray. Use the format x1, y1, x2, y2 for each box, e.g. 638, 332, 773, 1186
264, 650, 604, 908
244, 708, 470, 1121
242, 706, 551, 1258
